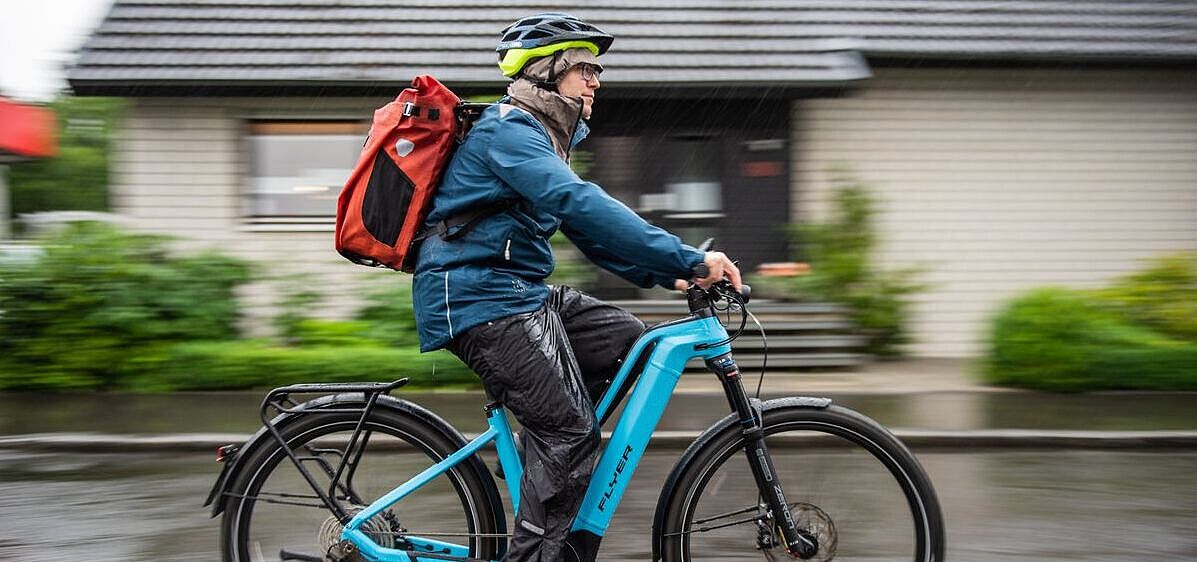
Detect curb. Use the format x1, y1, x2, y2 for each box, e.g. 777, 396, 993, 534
3, 430, 1197, 453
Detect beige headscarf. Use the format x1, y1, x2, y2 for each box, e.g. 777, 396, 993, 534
505, 48, 602, 160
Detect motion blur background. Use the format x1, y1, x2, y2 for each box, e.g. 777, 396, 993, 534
1, 1, 1195, 560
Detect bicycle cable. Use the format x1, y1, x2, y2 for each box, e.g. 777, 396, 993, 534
748, 308, 767, 399
701, 289, 748, 350
712, 288, 769, 399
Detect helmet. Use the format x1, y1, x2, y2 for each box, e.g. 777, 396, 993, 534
496, 13, 613, 77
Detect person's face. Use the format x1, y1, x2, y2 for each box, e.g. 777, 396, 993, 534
558, 63, 602, 119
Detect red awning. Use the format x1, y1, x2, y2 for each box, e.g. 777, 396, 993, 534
0, 98, 57, 161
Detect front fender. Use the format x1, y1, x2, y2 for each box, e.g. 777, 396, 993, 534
650, 396, 832, 561
203, 392, 473, 517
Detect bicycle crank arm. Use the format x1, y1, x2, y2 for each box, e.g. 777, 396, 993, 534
279, 549, 323, 561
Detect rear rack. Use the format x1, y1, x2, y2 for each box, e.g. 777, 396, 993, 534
256, 378, 409, 522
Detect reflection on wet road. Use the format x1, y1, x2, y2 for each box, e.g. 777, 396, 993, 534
4, 390, 1197, 436
1, 449, 1195, 561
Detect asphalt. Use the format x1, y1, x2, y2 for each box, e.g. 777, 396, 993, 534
3, 359, 1196, 452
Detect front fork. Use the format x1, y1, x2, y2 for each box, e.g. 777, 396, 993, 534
706, 353, 818, 559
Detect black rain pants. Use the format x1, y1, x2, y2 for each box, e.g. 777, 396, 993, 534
447, 286, 645, 562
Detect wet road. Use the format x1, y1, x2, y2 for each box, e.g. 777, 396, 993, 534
4, 390, 1197, 435
1, 448, 1195, 561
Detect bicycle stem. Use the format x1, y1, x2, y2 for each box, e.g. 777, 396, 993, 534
705, 352, 818, 559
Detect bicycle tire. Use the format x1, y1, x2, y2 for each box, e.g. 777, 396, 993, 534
660, 404, 945, 561
220, 408, 505, 562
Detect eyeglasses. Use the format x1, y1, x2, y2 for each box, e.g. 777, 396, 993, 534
573, 63, 602, 82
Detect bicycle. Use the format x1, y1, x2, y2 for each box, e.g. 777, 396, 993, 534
205, 272, 946, 562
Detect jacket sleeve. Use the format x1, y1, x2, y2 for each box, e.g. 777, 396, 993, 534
560, 222, 678, 288
485, 112, 704, 287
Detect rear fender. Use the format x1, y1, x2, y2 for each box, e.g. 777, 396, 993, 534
649, 396, 832, 561
203, 392, 485, 517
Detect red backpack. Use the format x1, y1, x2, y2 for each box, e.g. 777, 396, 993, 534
335, 75, 488, 272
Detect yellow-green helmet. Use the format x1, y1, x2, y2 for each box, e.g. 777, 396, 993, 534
496, 13, 613, 78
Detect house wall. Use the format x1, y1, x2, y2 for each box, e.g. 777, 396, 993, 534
111, 96, 398, 331
793, 67, 1197, 357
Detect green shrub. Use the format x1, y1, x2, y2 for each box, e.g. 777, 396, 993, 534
778, 174, 925, 357
0, 223, 478, 392
0, 222, 251, 390
129, 340, 474, 392
289, 319, 380, 347
1096, 252, 1197, 341
354, 283, 422, 347
984, 287, 1197, 391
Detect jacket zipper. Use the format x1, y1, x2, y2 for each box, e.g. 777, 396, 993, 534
504, 239, 512, 261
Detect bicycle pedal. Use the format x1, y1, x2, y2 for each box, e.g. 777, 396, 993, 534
278, 549, 323, 561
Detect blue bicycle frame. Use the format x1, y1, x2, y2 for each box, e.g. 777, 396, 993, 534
341, 312, 733, 562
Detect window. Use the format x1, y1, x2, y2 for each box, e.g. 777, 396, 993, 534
245, 121, 367, 219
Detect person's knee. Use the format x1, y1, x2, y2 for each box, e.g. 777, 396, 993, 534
564, 408, 600, 448
621, 316, 646, 344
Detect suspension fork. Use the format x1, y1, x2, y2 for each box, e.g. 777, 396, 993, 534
706, 353, 818, 559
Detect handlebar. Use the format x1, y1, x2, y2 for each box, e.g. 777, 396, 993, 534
690, 263, 751, 305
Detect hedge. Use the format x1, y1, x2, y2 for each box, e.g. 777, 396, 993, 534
127, 340, 476, 392
984, 254, 1197, 392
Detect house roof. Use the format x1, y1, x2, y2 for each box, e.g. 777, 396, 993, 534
68, 1, 1197, 95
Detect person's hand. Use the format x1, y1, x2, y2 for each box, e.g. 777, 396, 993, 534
674, 252, 743, 291
695, 251, 742, 290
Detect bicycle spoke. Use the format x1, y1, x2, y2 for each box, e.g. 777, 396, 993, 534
223, 491, 329, 510
691, 504, 761, 526
663, 514, 764, 537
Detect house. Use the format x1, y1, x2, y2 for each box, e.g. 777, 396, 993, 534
68, 1, 1197, 357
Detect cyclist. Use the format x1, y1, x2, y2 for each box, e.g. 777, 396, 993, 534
411, 13, 741, 562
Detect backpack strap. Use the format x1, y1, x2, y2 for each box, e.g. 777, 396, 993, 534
416, 200, 516, 242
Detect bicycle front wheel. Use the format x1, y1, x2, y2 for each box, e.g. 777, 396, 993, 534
661, 404, 945, 561
220, 408, 504, 562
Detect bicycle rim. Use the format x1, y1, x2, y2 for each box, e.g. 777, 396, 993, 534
221, 411, 496, 562
665, 406, 943, 561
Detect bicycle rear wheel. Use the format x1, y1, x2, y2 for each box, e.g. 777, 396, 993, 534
220, 408, 504, 562
661, 404, 944, 561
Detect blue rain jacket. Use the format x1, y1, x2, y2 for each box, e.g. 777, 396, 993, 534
412, 103, 704, 351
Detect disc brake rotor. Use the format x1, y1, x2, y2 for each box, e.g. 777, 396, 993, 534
788, 502, 837, 562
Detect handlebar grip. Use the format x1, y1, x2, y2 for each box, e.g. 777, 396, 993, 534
692, 262, 710, 279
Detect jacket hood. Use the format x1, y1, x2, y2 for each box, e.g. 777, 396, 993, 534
505, 47, 598, 160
